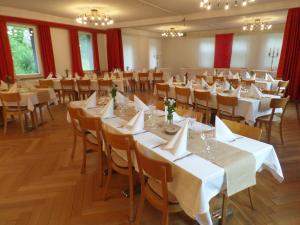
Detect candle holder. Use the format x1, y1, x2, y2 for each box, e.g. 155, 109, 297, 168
268, 48, 279, 71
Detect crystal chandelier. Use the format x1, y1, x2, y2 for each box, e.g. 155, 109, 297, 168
76, 9, 114, 26
161, 28, 186, 38
199, 0, 256, 10
243, 19, 272, 31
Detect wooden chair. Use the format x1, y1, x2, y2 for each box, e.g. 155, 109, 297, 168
213, 76, 225, 83
194, 90, 211, 124
67, 106, 85, 159
276, 80, 289, 97
123, 72, 136, 92
97, 79, 112, 96
39, 79, 61, 102
156, 83, 169, 100
0, 92, 35, 134
242, 79, 255, 87
175, 87, 191, 109
216, 94, 244, 122
134, 142, 182, 225
156, 100, 165, 111
102, 129, 136, 222
78, 114, 104, 186
255, 96, 290, 144
196, 75, 207, 81
77, 80, 91, 100
226, 78, 240, 89
36, 90, 54, 124
220, 119, 262, 225
60, 79, 76, 104
153, 72, 164, 89
138, 73, 150, 91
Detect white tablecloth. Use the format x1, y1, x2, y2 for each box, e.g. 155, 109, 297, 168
69, 100, 283, 225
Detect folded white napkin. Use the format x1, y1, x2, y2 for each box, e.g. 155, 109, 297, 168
85, 91, 97, 109
164, 119, 190, 158
56, 74, 62, 79
47, 73, 53, 79
125, 109, 144, 134
201, 78, 209, 89
251, 73, 256, 80
233, 73, 240, 79
215, 116, 236, 142
245, 72, 251, 80
103, 73, 110, 80
210, 82, 217, 94
265, 73, 275, 82
203, 71, 208, 76
223, 81, 231, 91
229, 71, 233, 78
134, 95, 149, 111
186, 80, 193, 88
8, 83, 18, 93
250, 84, 264, 99
0, 81, 8, 90
101, 98, 114, 118
231, 86, 241, 98
218, 72, 224, 77
167, 77, 173, 85
116, 91, 126, 104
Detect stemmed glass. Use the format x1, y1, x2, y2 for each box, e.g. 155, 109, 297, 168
200, 124, 216, 160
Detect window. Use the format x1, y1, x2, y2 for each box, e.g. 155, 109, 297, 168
7, 24, 39, 75
124, 44, 134, 70
198, 38, 215, 68
231, 36, 249, 68
79, 32, 94, 71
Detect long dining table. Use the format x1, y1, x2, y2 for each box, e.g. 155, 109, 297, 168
68, 96, 283, 225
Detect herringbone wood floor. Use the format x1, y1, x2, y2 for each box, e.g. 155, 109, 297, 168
0, 92, 300, 225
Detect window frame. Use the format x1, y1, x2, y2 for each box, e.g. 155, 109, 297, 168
7, 23, 43, 79
78, 31, 95, 72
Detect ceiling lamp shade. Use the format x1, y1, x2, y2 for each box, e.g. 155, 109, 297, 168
199, 0, 256, 10
76, 9, 114, 26
243, 19, 272, 31
161, 28, 186, 38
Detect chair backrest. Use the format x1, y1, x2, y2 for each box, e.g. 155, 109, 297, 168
134, 142, 172, 204
39, 79, 53, 88
242, 79, 255, 86
276, 80, 289, 97
77, 80, 91, 91
222, 119, 262, 140
123, 72, 134, 80
156, 83, 169, 99
227, 78, 240, 88
194, 90, 210, 106
270, 96, 290, 119
60, 79, 75, 90
138, 73, 149, 81
0, 92, 21, 108
217, 94, 238, 117
213, 76, 225, 82
153, 72, 163, 81
175, 87, 190, 104
78, 114, 103, 145
36, 90, 51, 103
98, 79, 113, 91
155, 100, 165, 111
67, 106, 85, 133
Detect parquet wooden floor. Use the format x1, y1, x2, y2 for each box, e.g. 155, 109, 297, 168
0, 92, 300, 225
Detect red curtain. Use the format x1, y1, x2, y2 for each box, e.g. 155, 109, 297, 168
38, 25, 56, 77
214, 33, 234, 68
277, 7, 300, 100
69, 29, 83, 76
0, 21, 14, 81
92, 32, 100, 73
106, 28, 124, 71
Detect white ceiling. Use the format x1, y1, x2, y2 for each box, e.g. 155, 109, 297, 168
0, 0, 298, 32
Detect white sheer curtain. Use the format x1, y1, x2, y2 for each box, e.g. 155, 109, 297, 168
198, 37, 215, 68
230, 35, 250, 68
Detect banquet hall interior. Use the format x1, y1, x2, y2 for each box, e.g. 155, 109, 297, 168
0, 0, 300, 225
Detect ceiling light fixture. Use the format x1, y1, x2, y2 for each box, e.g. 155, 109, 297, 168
199, 0, 256, 10
161, 28, 186, 38
242, 19, 272, 31
76, 9, 114, 26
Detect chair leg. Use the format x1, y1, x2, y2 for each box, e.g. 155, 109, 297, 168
98, 148, 103, 187
135, 191, 145, 225
81, 149, 87, 174
19, 113, 25, 133
279, 122, 284, 145
129, 170, 135, 222
221, 193, 227, 225
267, 123, 272, 144
3, 115, 8, 135
162, 212, 169, 225
103, 163, 112, 200
247, 188, 254, 210
47, 105, 54, 120
71, 133, 77, 159
39, 106, 44, 124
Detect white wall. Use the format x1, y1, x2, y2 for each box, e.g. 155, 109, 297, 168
122, 28, 162, 71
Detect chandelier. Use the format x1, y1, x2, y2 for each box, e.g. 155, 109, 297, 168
161, 28, 186, 38
243, 19, 272, 31
76, 9, 114, 26
199, 0, 256, 10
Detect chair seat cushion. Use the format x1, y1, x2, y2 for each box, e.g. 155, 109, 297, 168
147, 178, 178, 204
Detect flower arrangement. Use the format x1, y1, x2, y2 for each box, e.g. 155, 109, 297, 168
164, 98, 176, 124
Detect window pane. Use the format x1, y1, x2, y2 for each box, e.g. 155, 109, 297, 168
198, 38, 215, 68
231, 36, 249, 68
79, 33, 94, 71
7, 25, 39, 75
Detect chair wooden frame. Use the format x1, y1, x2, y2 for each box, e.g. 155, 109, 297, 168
60, 79, 76, 104
97, 79, 113, 96
216, 94, 243, 122
0, 92, 36, 134
36, 90, 54, 124
39, 79, 61, 102
138, 72, 150, 91
242, 79, 255, 87
76, 79, 91, 100
193, 90, 211, 124
134, 142, 182, 225
213, 76, 225, 83
152, 72, 164, 89
226, 78, 240, 89
276, 80, 289, 97
156, 83, 169, 100
175, 87, 191, 109
102, 129, 136, 222
255, 96, 290, 144
123, 72, 136, 92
